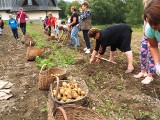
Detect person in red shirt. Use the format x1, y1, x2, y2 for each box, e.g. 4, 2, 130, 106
45, 12, 57, 36
16, 7, 28, 36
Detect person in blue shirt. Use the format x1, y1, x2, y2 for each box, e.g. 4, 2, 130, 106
144, 0, 160, 76
8, 14, 19, 40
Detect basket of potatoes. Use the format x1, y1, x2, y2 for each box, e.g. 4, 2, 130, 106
50, 76, 89, 106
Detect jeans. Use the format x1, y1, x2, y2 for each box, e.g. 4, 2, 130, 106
11, 28, 19, 39
71, 26, 79, 48
20, 22, 26, 35
83, 30, 90, 49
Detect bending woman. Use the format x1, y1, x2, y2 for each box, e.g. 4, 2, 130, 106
88, 23, 134, 73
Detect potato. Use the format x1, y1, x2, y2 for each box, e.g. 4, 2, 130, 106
71, 92, 78, 99
52, 89, 56, 96
77, 88, 82, 95
57, 94, 61, 100
62, 82, 67, 87
66, 99, 72, 102
60, 88, 65, 95
62, 96, 68, 102
67, 94, 72, 99
81, 90, 86, 96
66, 83, 70, 88
76, 96, 82, 100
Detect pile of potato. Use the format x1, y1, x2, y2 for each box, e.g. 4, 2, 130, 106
52, 82, 86, 102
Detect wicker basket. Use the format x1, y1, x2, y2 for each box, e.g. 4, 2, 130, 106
26, 41, 45, 61
50, 76, 89, 107
48, 104, 107, 120
38, 65, 67, 90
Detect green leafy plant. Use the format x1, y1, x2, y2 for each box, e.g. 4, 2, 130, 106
35, 39, 46, 48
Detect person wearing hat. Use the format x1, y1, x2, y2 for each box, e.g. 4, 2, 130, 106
88, 23, 134, 73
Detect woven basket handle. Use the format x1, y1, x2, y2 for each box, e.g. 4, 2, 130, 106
53, 106, 68, 120
54, 76, 59, 99
29, 41, 32, 46
39, 64, 48, 74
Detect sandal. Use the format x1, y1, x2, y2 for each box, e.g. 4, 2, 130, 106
125, 68, 134, 74
134, 72, 147, 78
141, 76, 153, 84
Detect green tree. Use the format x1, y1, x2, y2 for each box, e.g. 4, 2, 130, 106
125, 0, 144, 25
90, 0, 114, 24
58, 0, 67, 19
65, 1, 81, 17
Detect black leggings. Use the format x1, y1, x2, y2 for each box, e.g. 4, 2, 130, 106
11, 28, 19, 39
20, 22, 26, 35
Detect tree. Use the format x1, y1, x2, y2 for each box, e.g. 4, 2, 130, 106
58, 0, 67, 19
90, 0, 114, 24
65, 1, 81, 17
125, 0, 144, 25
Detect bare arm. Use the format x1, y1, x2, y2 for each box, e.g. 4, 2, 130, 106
69, 17, 76, 26
90, 50, 97, 64
148, 38, 160, 64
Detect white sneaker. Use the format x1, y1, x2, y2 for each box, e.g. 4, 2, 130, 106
83, 47, 87, 51
85, 49, 90, 54
134, 72, 147, 78
141, 76, 153, 84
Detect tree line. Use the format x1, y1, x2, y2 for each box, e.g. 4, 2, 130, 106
58, 0, 144, 25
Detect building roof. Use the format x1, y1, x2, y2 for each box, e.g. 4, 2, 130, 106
0, 0, 60, 12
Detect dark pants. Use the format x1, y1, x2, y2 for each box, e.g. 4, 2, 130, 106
83, 30, 90, 49
11, 28, 19, 39
20, 22, 26, 35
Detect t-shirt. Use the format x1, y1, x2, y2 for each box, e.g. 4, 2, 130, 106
95, 23, 132, 55
145, 23, 160, 42
8, 18, 18, 29
70, 12, 79, 27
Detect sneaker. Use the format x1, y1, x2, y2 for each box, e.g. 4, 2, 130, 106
83, 47, 87, 51
134, 72, 147, 78
125, 68, 134, 74
85, 49, 90, 54
141, 76, 153, 84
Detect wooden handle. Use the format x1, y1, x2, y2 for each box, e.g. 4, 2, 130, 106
54, 76, 60, 100
53, 106, 68, 120
39, 64, 48, 73
95, 56, 117, 64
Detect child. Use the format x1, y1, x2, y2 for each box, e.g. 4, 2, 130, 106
54, 18, 60, 40
8, 14, 19, 40
43, 16, 49, 29
134, 0, 155, 84
0, 16, 4, 36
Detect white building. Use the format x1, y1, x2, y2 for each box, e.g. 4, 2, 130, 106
0, 0, 61, 20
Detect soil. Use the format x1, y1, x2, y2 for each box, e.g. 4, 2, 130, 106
0, 25, 160, 120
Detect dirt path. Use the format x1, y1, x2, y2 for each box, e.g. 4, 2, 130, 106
0, 26, 47, 120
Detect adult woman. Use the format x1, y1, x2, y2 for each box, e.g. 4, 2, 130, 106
144, 0, 160, 76
80, 1, 92, 54
88, 23, 134, 73
68, 6, 79, 48
16, 7, 28, 36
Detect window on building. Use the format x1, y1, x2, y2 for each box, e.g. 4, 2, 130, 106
22, 0, 38, 6
28, 0, 33, 5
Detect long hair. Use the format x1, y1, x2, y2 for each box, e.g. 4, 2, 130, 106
144, 0, 160, 26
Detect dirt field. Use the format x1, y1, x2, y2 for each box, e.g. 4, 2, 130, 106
0, 25, 160, 120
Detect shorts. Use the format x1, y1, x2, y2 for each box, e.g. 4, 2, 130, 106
118, 30, 132, 52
